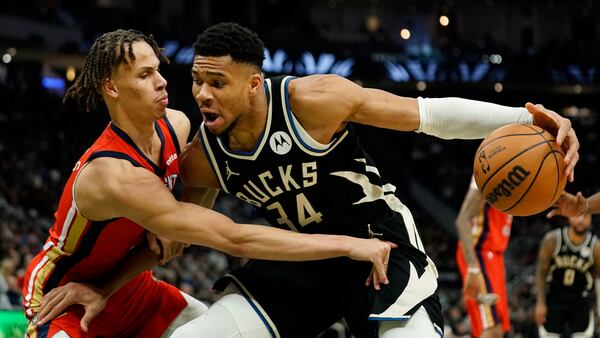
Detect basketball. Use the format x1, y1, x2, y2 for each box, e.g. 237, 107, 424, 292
473, 124, 567, 216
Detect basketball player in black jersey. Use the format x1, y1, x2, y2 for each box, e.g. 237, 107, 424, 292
535, 214, 600, 338
167, 23, 579, 338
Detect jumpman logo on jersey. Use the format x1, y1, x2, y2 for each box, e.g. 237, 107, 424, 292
225, 161, 239, 180
367, 224, 383, 238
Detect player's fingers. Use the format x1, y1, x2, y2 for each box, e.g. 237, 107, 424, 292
546, 209, 558, 219
372, 259, 387, 290
365, 268, 373, 286
562, 132, 579, 182
80, 305, 101, 333
527, 102, 559, 136
37, 290, 64, 324
147, 233, 161, 255
554, 114, 571, 146
38, 298, 70, 326
385, 241, 398, 249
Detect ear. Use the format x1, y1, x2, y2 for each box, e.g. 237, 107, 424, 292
101, 78, 119, 99
248, 73, 263, 96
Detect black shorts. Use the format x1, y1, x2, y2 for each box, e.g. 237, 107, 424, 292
214, 215, 443, 338
543, 297, 593, 335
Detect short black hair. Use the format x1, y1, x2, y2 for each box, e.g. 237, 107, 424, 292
65, 29, 168, 111
193, 22, 264, 70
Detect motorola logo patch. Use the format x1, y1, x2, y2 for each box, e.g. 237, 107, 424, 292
269, 131, 292, 155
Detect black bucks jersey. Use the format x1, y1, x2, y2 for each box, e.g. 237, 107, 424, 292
200, 76, 424, 241
547, 228, 597, 301
199, 76, 442, 337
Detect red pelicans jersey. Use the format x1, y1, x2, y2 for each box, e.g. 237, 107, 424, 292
472, 203, 513, 253
22, 117, 184, 318
465, 178, 513, 253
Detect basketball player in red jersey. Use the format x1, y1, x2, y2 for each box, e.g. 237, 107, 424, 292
455, 177, 513, 338
21, 29, 398, 338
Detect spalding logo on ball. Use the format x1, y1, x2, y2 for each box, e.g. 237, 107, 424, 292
473, 124, 567, 216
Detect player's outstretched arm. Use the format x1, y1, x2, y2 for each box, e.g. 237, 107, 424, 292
289, 75, 579, 181
535, 231, 556, 326
586, 192, 600, 215
75, 157, 396, 273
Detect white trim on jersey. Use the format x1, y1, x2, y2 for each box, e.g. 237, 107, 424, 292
355, 158, 381, 176
200, 126, 230, 194
227, 275, 281, 338
279, 76, 349, 156
329, 158, 426, 253
552, 228, 562, 257
478, 303, 491, 329
56, 201, 76, 250
563, 227, 592, 252
24, 255, 49, 306
215, 79, 274, 160
378, 306, 442, 338
538, 326, 561, 338
368, 262, 438, 320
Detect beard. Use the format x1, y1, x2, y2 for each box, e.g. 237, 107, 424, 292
572, 227, 589, 236
216, 115, 240, 137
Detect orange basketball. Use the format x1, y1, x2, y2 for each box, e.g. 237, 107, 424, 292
473, 124, 567, 216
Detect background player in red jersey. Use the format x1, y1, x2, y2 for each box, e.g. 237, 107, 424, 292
455, 177, 513, 338
22, 28, 398, 338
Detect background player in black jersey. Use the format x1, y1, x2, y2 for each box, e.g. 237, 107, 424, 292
167, 22, 578, 338
535, 214, 600, 338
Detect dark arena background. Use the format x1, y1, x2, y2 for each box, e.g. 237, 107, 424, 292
0, 1, 599, 337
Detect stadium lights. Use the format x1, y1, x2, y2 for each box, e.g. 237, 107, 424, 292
494, 82, 503, 93
439, 16, 450, 26
400, 29, 411, 40
2, 54, 11, 64
416, 81, 427, 91
490, 54, 502, 64
66, 66, 76, 81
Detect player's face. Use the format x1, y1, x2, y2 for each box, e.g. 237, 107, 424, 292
191, 55, 256, 135
111, 41, 168, 121
568, 214, 592, 235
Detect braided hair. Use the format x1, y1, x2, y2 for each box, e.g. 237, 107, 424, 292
193, 22, 264, 71
65, 29, 168, 111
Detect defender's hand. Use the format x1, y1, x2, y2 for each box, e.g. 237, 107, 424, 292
146, 232, 190, 265
36, 282, 107, 332
546, 191, 587, 218
463, 270, 484, 301
527, 103, 579, 182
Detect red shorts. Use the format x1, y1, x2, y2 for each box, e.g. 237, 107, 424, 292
456, 245, 510, 337
24, 271, 186, 338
